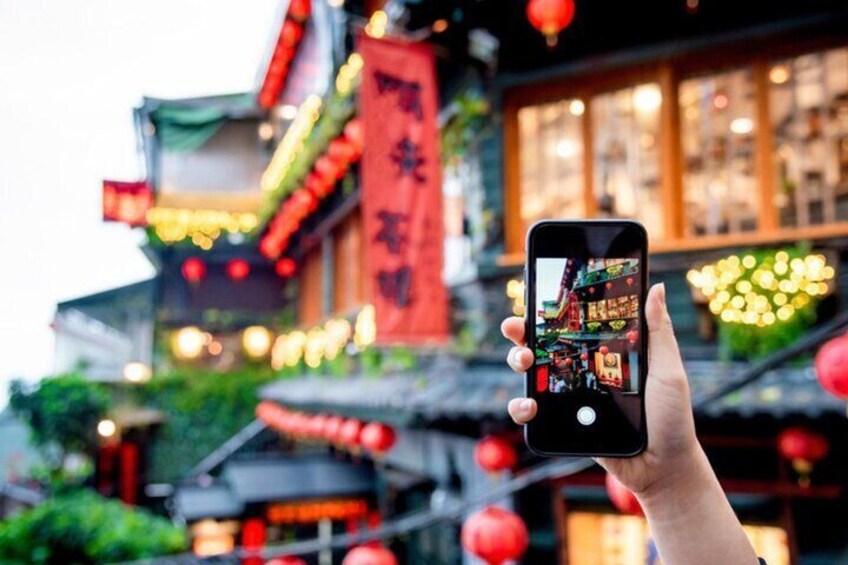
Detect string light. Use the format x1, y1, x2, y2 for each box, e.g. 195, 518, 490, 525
97, 419, 117, 438
354, 305, 376, 348
261, 95, 323, 192
365, 10, 388, 38
271, 330, 307, 369
172, 327, 206, 360
335, 53, 364, 95
687, 250, 834, 326
506, 279, 526, 316
147, 208, 258, 246
243, 326, 273, 359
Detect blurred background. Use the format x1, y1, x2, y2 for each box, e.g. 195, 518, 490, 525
2, 0, 848, 563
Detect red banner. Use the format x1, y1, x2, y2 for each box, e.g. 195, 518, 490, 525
359, 35, 448, 345
102, 180, 152, 226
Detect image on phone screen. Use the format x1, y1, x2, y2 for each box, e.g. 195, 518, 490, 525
534, 257, 642, 397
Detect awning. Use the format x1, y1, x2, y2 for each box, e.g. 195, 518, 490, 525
174, 484, 244, 522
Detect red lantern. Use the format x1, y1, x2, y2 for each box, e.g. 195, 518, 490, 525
474, 436, 518, 473
564, 357, 573, 366
343, 118, 364, 156
360, 422, 397, 456
588, 286, 596, 294
815, 335, 848, 399
626, 277, 634, 286
306, 170, 332, 199
275, 257, 297, 277
226, 259, 250, 281
599, 345, 609, 355
605, 473, 643, 516
342, 545, 398, 565
580, 352, 588, 361
280, 20, 303, 47
328, 137, 356, 171
605, 282, 613, 290
267, 557, 307, 565
308, 414, 329, 440
627, 330, 639, 344
181, 257, 206, 283
314, 156, 339, 188
339, 419, 364, 450
324, 415, 345, 444
287, 0, 311, 22
241, 518, 267, 551
461, 506, 529, 565
778, 427, 829, 463
526, 0, 576, 47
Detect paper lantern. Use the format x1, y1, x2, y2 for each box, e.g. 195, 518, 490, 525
461, 506, 529, 565
360, 422, 397, 456
599, 345, 609, 355
267, 557, 307, 565
815, 335, 848, 399
605, 472, 643, 516
778, 427, 829, 464
288, 0, 311, 22
328, 137, 356, 173
342, 545, 398, 565
314, 156, 339, 188
324, 415, 345, 444
526, 0, 576, 47
226, 259, 250, 281
627, 330, 639, 344
181, 257, 206, 283
339, 419, 364, 450
275, 257, 297, 277
281, 20, 303, 47
308, 414, 329, 440
343, 118, 364, 156
306, 170, 333, 199
241, 518, 266, 551
474, 436, 518, 473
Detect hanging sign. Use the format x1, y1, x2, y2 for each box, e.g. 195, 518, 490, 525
102, 180, 153, 227
358, 35, 448, 345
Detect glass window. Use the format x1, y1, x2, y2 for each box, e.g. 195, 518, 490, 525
680, 69, 759, 236
592, 84, 664, 239
770, 47, 848, 227
518, 99, 585, 226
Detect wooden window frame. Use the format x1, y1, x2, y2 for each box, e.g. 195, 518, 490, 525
501, 38, 848, 266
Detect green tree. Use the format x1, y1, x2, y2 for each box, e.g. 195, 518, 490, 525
0, 490, 186, 563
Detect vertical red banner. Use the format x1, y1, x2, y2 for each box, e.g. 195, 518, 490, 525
358, 35, 448, 345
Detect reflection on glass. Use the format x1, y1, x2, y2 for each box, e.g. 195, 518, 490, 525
592, 84, 663, 239
679, 69, 758, 236
770, 48, 848, 227
518, 99, 585, 227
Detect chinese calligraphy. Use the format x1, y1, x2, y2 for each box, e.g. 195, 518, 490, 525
374, 71, 423, 120
389, 137, 427, 182
377, 266, 413, 307
374, 210, 409, 254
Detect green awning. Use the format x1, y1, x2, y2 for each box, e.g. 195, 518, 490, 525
149, 93, 256, 152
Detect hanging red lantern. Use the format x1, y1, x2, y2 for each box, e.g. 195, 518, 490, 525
308, 414, 329, 440
342, 545, 398, 565
226, 259, 250, 281
605, 472, 643, 516
339, 419, 364, 450
306, 170, 332, 199
360, 422, 397, 457
461, 506, 529, 565
280, 20, 303, 47
627, 330, 639, 344
588, 286, 596, 294
526, 0, 576, 47
599, 345, 610, 355
267, 557, 307, 565
815, 335, 848, 399
605, 282, 613, 289
474, 436, 518, 473
343, 118, 364, 156
241, 518, 267, 551
626, 277, 634, 286
275, 257, 297, 277
778, 427, 830, 463
287, 0, 311, 22
314, 155, 339, 188
181, 257, 206, 283
324, 415, 345, 444
328, 137, 356, 172
564, 357, 573, 366
580, 352, 588, 361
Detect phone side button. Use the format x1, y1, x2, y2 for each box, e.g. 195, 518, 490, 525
576, 406, 596, 426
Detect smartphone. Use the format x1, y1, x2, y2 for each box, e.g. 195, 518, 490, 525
524, 220, 648, 457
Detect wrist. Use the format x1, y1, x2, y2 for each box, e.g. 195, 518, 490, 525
636, 444, 715, 519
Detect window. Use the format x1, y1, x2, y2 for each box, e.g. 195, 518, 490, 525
517, 98, 585, 227
770, 48, 848, 227
680, 69, 759, 236
592, 84, 663, 238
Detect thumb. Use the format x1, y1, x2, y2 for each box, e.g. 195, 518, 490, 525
646, 283, 686, 379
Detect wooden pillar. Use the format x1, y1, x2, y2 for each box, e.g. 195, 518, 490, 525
581, 97, 597, 219
503, 97, 523, 254
659, 63, 685, 241
754, 60, 779, 232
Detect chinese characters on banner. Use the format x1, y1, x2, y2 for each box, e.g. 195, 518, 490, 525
102, 180, 153, 227
358, 35, 449, 344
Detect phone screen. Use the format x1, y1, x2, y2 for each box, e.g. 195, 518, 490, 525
526, 221, 648, 457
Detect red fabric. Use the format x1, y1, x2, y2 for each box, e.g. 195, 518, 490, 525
358, 35, 449, 345
119, 442, 138, 505
102, 180, 152, 227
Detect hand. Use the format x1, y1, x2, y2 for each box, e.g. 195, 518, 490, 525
502, 283, 703, 498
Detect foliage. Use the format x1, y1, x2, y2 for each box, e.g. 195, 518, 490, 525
8, 374, 110, 466
441, 90, 490, 166
719, 304, 817, 360
132, 366, 277, 483
0, 490, 186, 564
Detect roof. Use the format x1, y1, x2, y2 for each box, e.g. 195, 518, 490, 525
260, 358, 844, 425
174, 484, 244, 522
223, 456, 375, 504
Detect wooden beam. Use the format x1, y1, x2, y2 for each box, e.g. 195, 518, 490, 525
503, 95, 524, 255
659, 63, 685, 240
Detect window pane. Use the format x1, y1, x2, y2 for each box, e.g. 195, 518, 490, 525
679, 69, 759, 236
771, 47, 848, 227
592, 84, 663, 239
518, 99, 585, 227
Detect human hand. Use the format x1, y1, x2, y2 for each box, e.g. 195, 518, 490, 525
502, 283, 704, 498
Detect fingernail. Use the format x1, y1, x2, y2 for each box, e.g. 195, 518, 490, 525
519, 399, 533, 413
658, 282, 666, 307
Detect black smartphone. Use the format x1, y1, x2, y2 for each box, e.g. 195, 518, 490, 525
524, 220, 648, 457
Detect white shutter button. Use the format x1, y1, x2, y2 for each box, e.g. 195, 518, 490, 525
577, 406, 596, 426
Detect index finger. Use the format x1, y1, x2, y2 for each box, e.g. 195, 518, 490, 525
501, 317, 526, 346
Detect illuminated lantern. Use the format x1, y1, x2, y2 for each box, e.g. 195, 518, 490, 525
276, 257, 297, 277
309, 414, 329, 440
172, 327, 206, 360
580, 352, 588, 361
778, 427, 829, 485
626, 277, 634, 286
267, 557, 307, 565
181, 257, 206, 283
360, 422, 397, 457
241, 518, 267, 551
599, 345, 609, 355
627, 330, 639, 344
306, 170, 332, 199
605, 472, 643, 516
474, 436, 518, 473
226, 259, 250, 281
328, 137, 356, 173
243, 326, 273, 358
461, 506, 529, 565
605, 282, 613, 289
815, 335, 848, 399
314, 156, 339, 188
564, 357, 573, 366
324, 415, 345, 444
339, 419, 364, 451
588, 286, 596, 294
343, 118, 364, 156
288, 0, 311, 22
342, 545, 398, 565
526, 0, 576, 47
281, 20, 303, 47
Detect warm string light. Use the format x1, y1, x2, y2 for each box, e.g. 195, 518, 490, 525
506, 279, 526, 316
354, 305, 376, 349
261, 95, 323, 193
687, 251, 834, 326
147, 208, 258, 249
271, 315, 359, 370
364, 10, 388, 38
336, 53, 364, 95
